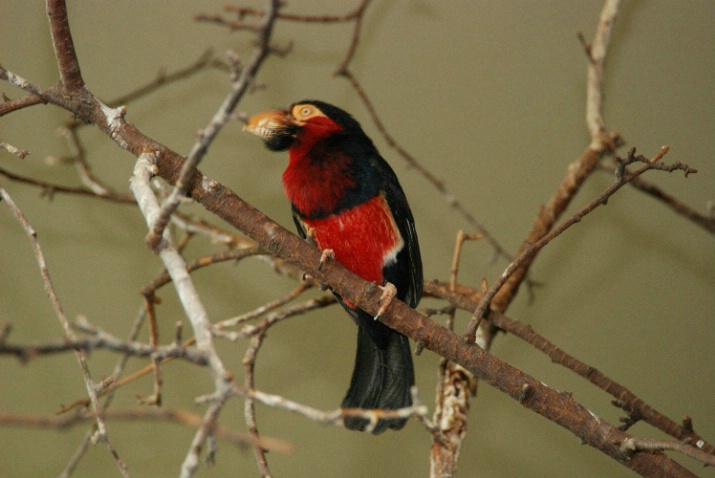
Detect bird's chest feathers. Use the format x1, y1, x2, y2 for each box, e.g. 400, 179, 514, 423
301, 195, 404, 285
282, 145, 356, 217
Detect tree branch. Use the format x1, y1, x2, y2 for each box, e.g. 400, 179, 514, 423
0, 186, 130, 477
47, 0, 85, 91
424, 280, 715, 458
468, 146, 675, 338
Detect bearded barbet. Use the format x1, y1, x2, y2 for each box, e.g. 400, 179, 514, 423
245, 100, 422, 434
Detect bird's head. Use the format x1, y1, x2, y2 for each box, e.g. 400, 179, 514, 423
243, 100, 363, 152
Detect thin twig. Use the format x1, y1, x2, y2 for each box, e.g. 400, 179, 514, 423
467, 146, 673, 340
109, 50, 225, 107
619, 437, 715, 468
0, 186, 130, 477
0, 409, 292, 454
339, 69, 515, 265
213, 281, 314, 333
141, 246, 265, 296
0, 166, 136, 203
0, 320, 209, 365
0, 140, 30, 158
586, 0, 621, 146
246, 387, 428, 431
599, 163, 715, 235
145, 0, 281, 251
0, 93, 46, 116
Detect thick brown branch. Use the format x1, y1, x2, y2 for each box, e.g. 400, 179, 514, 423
47, 0, 85, 91
424, 280, 715, 458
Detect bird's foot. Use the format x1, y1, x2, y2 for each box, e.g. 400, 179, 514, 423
374, 282, 397, 320
318, 248, 334, 270
302, 248, 334, 291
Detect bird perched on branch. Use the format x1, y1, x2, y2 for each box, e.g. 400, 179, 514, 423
244, 100, 423, 434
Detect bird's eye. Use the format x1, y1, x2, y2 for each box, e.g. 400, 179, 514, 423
300, 106, 312, 117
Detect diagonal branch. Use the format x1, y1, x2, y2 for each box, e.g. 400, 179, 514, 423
470, 0, 623, 327
424, 280, 715, 459
602, 165, 715, 235
0, 93, 46, 116
467, 146, 673, 338
145, 0, 282, 251
47, 0, 85, 90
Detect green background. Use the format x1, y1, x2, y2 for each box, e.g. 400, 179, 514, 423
1, 1, 713, 477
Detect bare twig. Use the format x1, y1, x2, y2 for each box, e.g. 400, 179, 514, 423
141, 246, 265, 296
430, 231, 481, 476
243, 326, 271, 476
585, 0, 621, 146
0, 186, 130, 477
0, 320, 208, 365
0, 93, 46, 116
599, 163, 715, 235
213, 282, 316, 333
619, 437, 715, 468
247, 387, 428, 432
196, 1, 370, 32
467, 146, 674, 339
339, 70, 516, 266
479, 0, 623, 323
0, 63, 60, 104
109, 49, 225, 107
145, 0, 281, 251
0, 166, 136, 203
0, 140, 30, 158
0, 409, 292, 454
47, 0, 85, 91
130, 152, 234, 477
131, 154, 230, 382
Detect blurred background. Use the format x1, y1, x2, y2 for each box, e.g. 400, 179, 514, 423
1, 1, 713, 477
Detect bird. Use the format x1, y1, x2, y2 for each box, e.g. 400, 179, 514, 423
244, 100, 422, 434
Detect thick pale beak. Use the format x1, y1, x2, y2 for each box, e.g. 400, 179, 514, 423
243, 109, 294, 139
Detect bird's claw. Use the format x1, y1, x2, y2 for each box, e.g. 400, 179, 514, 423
301, 271, 330, 291
374, 282, 397, 320
301, 248, 334, 291
318, 248, 334, 270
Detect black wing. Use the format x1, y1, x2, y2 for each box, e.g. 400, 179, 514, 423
376, 157, 423, 309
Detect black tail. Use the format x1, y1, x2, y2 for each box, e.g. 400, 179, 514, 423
341, 320, 415, 434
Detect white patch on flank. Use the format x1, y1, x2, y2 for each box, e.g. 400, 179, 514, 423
382, 232, 404, 267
